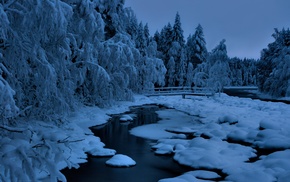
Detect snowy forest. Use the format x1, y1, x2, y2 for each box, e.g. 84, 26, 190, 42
0, 0, 290, 181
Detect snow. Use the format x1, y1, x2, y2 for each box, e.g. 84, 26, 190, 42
105, 154, 136, 167
3, 93, 290, 181
173, 137, 256, 169
161, 170, 220, 182
119, 114, 134, 122
159, 171, 219, 182
129, 94, 290, 181
130, 109, 195, 140
87, 147, 116, 157
189, 170, 220, 179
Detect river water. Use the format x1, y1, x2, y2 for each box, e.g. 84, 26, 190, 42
62, 104, 190, 182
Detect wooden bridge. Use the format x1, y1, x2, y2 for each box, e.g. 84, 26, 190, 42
144, 86, 258, 98
144, 87, 215, 98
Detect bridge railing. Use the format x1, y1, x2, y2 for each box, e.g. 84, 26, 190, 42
144, 86, 215, 96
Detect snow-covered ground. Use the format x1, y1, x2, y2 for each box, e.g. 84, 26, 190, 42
65, 93, 290, 181
2, 93, 289, 181
131, 94, 290, 182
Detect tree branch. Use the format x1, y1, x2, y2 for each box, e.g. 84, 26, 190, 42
0, 125, 25, 133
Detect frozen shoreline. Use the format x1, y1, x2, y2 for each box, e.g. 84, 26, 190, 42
2, 93, 289, 181
63, 93, 290, 181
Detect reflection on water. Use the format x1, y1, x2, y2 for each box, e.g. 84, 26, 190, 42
62, 104, 190, 182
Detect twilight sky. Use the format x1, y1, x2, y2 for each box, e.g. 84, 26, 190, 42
124, 0, 290, 59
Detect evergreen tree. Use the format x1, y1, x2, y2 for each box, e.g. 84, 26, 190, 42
257, 28, 290, 96
124, 7, 138, 41
135, 22, 146, 56
185, 62, 194, 86
160, 23, 173, 61
153, 30, 161, 45
208, 39, 231, 93
177, 49, 187, 86
144, 23, 150, 46
167, 57, 176, 87
172, 12, 185, 47
186, 24, 208, 68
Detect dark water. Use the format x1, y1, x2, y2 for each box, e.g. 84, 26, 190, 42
62, 104, 190, 182
224, 90, 290, 104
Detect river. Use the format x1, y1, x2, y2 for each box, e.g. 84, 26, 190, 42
62, 104, 191, 182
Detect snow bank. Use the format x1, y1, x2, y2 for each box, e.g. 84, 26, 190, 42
174, 137, 256, 169
159, 170, 220, 182
130, 109, 195, 140
142, 94, 290, 181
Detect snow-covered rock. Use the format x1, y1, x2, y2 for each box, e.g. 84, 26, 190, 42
154, 144, 174, 155
87, 148, 116, 157
218, 115, 238, 124
105, 154, 136, 167
119, 114, 134, 122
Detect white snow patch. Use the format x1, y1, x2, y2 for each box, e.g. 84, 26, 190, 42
87, 147, 116, 157
173, 137, 256, 169
105, 154, 136, 167
159, 171, 213, 182
119, 114, 134, 122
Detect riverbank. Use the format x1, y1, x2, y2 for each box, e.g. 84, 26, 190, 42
63, 93, 290, 181
134, 94, 290, 181
2, 93, 289, 181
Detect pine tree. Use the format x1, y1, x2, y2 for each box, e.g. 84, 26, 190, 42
185, 62, 194, 86
257, 28, 290, 96
186, 24, 208, 68
172, 12, 185, 47
160, 23, 173, 61
167, 57, 176, 87
124, 7, 138, 41
135, 22, 146, 56
144, 23, 150, 46
208, 39, 231, 93
177, 49, 187, 86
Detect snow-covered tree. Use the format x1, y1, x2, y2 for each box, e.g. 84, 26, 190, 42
257, 28, 290, 97
124, 7, 138, 41
177, 50, 187, 86
167, 57, 176, 87
158, 23, 173, 61
208, 39, 231, 93
185, 62, 194, 86
144, 23, 150, 46
98, 0, 127, 39
135, 22, 146, 56
186, 24, 208, 68
172, 12, 185, 47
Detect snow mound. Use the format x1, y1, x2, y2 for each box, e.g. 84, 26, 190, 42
174, 137, 256, 169
159, 171, 217, 182
153, 144, 174, 155
190, 170, 221, 179
254, 129, 290, 149
259, 119, 281, 130
218, 115, 238, 124
105, 154, 136, 167
87, 148, 116, 157
119, 114, 134, 122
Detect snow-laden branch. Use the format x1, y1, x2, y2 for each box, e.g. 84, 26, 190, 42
0, 125, 25, 133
